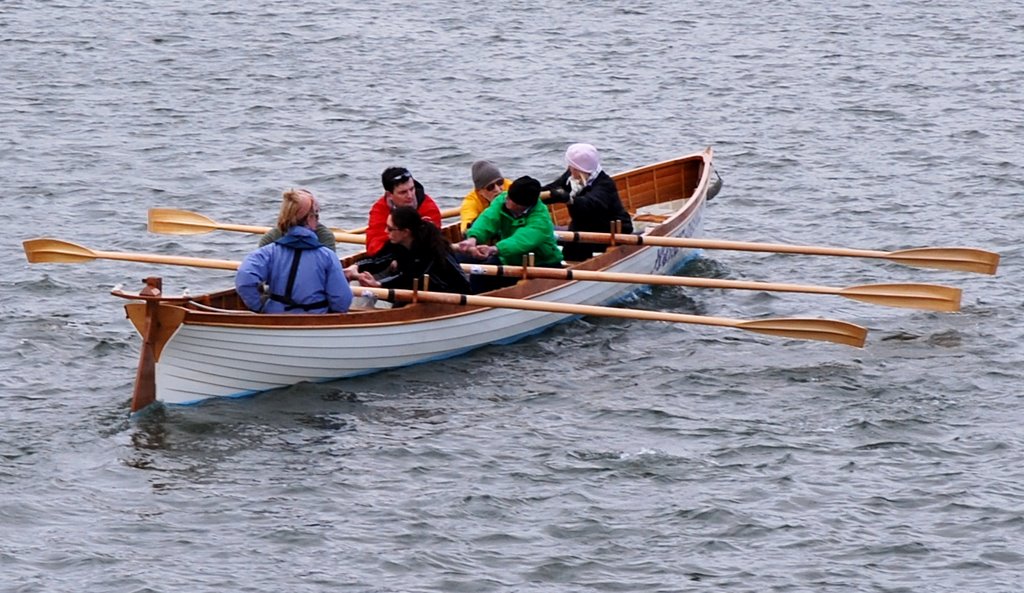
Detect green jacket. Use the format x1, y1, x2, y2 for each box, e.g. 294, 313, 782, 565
466, 193, 563, 266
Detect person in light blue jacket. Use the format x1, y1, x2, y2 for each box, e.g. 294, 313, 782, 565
236, 188, 353, 314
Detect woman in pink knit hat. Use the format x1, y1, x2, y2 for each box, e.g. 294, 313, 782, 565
540, 143, 633, 262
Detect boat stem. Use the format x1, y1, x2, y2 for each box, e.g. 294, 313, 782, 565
130, 279, 161, 413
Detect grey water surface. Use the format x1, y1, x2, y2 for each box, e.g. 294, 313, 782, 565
2, 1, 1022, 592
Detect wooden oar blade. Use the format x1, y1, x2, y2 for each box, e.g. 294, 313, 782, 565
24, 237, 241, 270
886, 247, 1000, 275
23, 238, 97, 264
737, 318, 868, 348
838, 283, 962, 312
148, 208, 218, 235
367, 287, 866, 348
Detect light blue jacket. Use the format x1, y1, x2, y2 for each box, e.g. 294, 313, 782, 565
235, 226, 352, 313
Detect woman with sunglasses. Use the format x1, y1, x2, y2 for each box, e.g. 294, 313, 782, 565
354, 206, 471, 295
236, 189, 353, 313
459, 160, 511, 233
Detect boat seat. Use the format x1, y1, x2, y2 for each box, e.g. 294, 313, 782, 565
633, 213, 668, 224
631, 198, 686, 233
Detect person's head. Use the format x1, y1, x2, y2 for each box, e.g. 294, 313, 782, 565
386, 206, 421, 249
505, 176, 541, 217
389, 205, 451, 255
564, 143, 601, 181
381, 166, 417, 207
471, 160, 505, 202
276, 188, 319, 233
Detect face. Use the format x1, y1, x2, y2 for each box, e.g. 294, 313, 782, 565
385, 215, 412, 247
388, 178, 417, 207
504, 198, 529, 217
478, 178, 504, 202
568, 166, 588, 182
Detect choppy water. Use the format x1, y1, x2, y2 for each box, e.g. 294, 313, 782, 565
2, 1, 1022, 591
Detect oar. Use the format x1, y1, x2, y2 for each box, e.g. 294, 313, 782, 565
21, 238, 867, 348
464, 264, 962, 312
148, 207, 460, 240
26, 236, 956, 313
362, 287, 867, 348
344, 206, 461, 234
147, 208, 368, 244
23, 237, 241, 270
147, 208, 274, 237
150, 208, 999, 275
556, 231, 1000, 275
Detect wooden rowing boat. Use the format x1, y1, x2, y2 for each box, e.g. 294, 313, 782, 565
114, 148, 718, 412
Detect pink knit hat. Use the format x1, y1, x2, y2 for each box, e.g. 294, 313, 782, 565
564, 143, 600, 173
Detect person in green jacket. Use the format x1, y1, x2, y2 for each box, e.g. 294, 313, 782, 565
456, 176, 563, 292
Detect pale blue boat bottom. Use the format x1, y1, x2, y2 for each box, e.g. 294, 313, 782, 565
143, 249, 704, 413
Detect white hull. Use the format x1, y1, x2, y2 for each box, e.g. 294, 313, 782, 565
156, 213, 704, 405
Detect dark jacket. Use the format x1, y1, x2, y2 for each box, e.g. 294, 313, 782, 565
357, 241, 471, 294
542, 169, 633, 260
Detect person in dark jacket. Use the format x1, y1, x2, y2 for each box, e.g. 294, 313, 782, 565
355, 206, 470, 294
236, 189, 353, 313
541, 143, 633, 262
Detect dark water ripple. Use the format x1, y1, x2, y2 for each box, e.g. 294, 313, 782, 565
3, 0, 1024, 591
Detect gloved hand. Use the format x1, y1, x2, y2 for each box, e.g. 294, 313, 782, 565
543, 187, 570, 204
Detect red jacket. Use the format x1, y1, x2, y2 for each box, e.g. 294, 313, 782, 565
365, 192, 442, 254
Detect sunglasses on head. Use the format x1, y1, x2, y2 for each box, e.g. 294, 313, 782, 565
391, 170, 412, 184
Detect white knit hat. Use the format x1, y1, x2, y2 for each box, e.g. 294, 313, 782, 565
564, 143, 600, 173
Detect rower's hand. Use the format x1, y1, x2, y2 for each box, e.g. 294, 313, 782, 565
456, 238, 477, 254
355, 271, 380, 287
473, 245, 497, 259
344, 265, 380, 287
542, 187, 570, 204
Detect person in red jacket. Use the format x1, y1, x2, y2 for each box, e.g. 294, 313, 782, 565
364, 167, 442, 254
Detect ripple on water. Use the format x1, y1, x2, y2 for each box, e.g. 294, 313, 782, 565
3, 0, 1024, 591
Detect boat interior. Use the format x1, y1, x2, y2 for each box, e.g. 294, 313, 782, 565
126, 151, 712, 320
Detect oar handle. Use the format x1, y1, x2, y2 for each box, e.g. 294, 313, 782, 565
554, 232, 999, 275
460, 264, 960, 312
557, 231, 890, 257
356, 286, 867, 347
95, 250, 241, 270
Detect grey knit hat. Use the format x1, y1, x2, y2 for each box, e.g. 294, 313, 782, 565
471, 160, 503, 190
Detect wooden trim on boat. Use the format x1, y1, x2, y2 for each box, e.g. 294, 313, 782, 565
126, 300, 188, 412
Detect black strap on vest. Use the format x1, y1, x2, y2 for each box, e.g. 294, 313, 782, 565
268, 249, 328, 311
